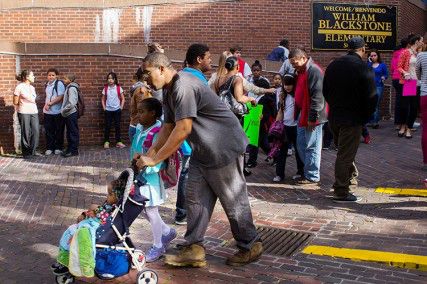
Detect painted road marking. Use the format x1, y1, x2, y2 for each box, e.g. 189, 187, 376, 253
303, 245, 427, 271
376, 187, 427, 197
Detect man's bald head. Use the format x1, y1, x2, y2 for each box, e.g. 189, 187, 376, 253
142, 52, 176, 90
143, 52, 172, 69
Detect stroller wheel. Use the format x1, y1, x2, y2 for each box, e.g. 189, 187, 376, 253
132, 250, 146, 270
55, 274, 74, 284
137, 269, 158, 284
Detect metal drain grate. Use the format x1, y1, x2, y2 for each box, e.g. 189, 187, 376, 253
255, 226, 313, 257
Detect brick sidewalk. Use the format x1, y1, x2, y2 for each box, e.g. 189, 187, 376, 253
0, 121, 426, 284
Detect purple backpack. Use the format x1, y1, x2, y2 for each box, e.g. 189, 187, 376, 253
143, 127, 182, 189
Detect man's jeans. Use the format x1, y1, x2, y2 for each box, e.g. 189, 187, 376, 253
297, 124, 323, 182
175, 155, 190, 221
370, 86, 384, 124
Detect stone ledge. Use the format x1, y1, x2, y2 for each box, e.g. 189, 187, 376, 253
0, 41, 283, 72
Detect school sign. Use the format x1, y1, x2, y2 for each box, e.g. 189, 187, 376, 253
312, 2, 397, 51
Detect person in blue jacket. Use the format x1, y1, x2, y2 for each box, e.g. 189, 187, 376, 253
368, 49, 388, 129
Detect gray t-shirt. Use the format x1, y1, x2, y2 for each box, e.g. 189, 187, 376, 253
163, 71, 248, 168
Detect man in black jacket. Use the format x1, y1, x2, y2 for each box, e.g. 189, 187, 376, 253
323, 37, 376, 202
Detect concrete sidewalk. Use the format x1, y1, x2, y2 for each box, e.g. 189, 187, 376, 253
0, 121, 426, 284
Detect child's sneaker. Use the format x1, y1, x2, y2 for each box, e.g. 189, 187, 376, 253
287, 149, 293, 156
145, 245, 165, 262
116, 142, 126, 148
162, 228, 177, 250
104, 142, 110, 149
45, 150, 53, 155
54, 149, 62, 155
53, 264, 69, 275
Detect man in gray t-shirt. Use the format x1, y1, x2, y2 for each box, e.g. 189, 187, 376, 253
163, 71, 247, 168
137, 52, 262, 267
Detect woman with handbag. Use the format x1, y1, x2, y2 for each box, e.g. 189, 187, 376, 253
209, 51, 275, 98
14, 69, 40, 158
398, 34, 424, 139
214, 56, 256, 119
214, 56, 256, 176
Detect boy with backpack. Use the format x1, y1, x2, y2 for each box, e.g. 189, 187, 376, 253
43, 68, 66, 155
60, 74, 81, 157
102, 72, 126, 149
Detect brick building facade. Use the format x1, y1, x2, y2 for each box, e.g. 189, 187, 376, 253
0, 0, 426, 152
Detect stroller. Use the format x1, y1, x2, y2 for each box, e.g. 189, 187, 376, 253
54, 168, 159, 284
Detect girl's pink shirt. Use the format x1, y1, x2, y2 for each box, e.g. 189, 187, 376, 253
14, 82, 38, 114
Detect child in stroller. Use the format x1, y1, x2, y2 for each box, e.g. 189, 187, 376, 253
52, 167, 159, 284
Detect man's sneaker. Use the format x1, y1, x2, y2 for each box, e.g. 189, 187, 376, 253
295, 178, 320, 186
116, 142, 126, 148
287, 149, 293, 156
332, 193, 362, 203
61, 152, 78, 158
292, 174, 302, 180
363, 135, 371, 144
145, 245, 165, 263
175, 218, 187, 225
104, 142, 110, 149
45, 150, 53, 156
272, 176, 283, 182
164, 244, 207, 267
34, 152, 44, 157
329, 144, 338, 151
226, 241, 263, 267
162, 228, 177, 250
54, 149, 62, 155
53, 264, 69, 275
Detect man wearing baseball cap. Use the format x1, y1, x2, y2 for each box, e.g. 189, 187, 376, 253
323, 36, 377, 202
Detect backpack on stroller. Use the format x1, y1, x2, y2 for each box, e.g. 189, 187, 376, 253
54, 168, 159, 284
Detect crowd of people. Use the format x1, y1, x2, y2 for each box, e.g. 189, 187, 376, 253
12, 34, 427, 269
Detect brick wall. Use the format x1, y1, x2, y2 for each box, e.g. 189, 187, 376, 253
0, 0, 409, 62
400, 0, 427, 38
